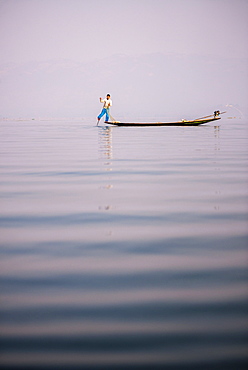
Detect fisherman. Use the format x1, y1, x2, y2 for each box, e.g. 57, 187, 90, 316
97, 94, 112, 124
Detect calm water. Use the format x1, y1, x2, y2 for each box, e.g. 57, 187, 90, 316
0, 118, 248, 369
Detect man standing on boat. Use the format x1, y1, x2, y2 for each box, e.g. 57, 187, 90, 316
97, 94, 112, 124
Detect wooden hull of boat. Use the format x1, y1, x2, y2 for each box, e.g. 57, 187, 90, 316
107, 116, 221, 127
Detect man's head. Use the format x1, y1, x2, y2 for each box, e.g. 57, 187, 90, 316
106, 94, 110, 99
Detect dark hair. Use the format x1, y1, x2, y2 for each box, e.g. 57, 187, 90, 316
107, 94, 110, 97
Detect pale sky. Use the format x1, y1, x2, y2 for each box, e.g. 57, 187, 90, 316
0, 0, 248, 64
0, 0, 247, 118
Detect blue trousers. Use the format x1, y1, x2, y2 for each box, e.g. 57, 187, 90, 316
98, 108, 110, 122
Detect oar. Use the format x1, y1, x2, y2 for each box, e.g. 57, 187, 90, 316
109, 112, 120, 123
109, 112, 116, 121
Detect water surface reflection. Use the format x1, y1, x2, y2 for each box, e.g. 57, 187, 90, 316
0, 119, 247, 369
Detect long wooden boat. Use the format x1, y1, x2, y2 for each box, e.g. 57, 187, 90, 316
107, 111, 224, 127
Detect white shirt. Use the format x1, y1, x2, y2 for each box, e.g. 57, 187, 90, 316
101, 98, 112, 109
